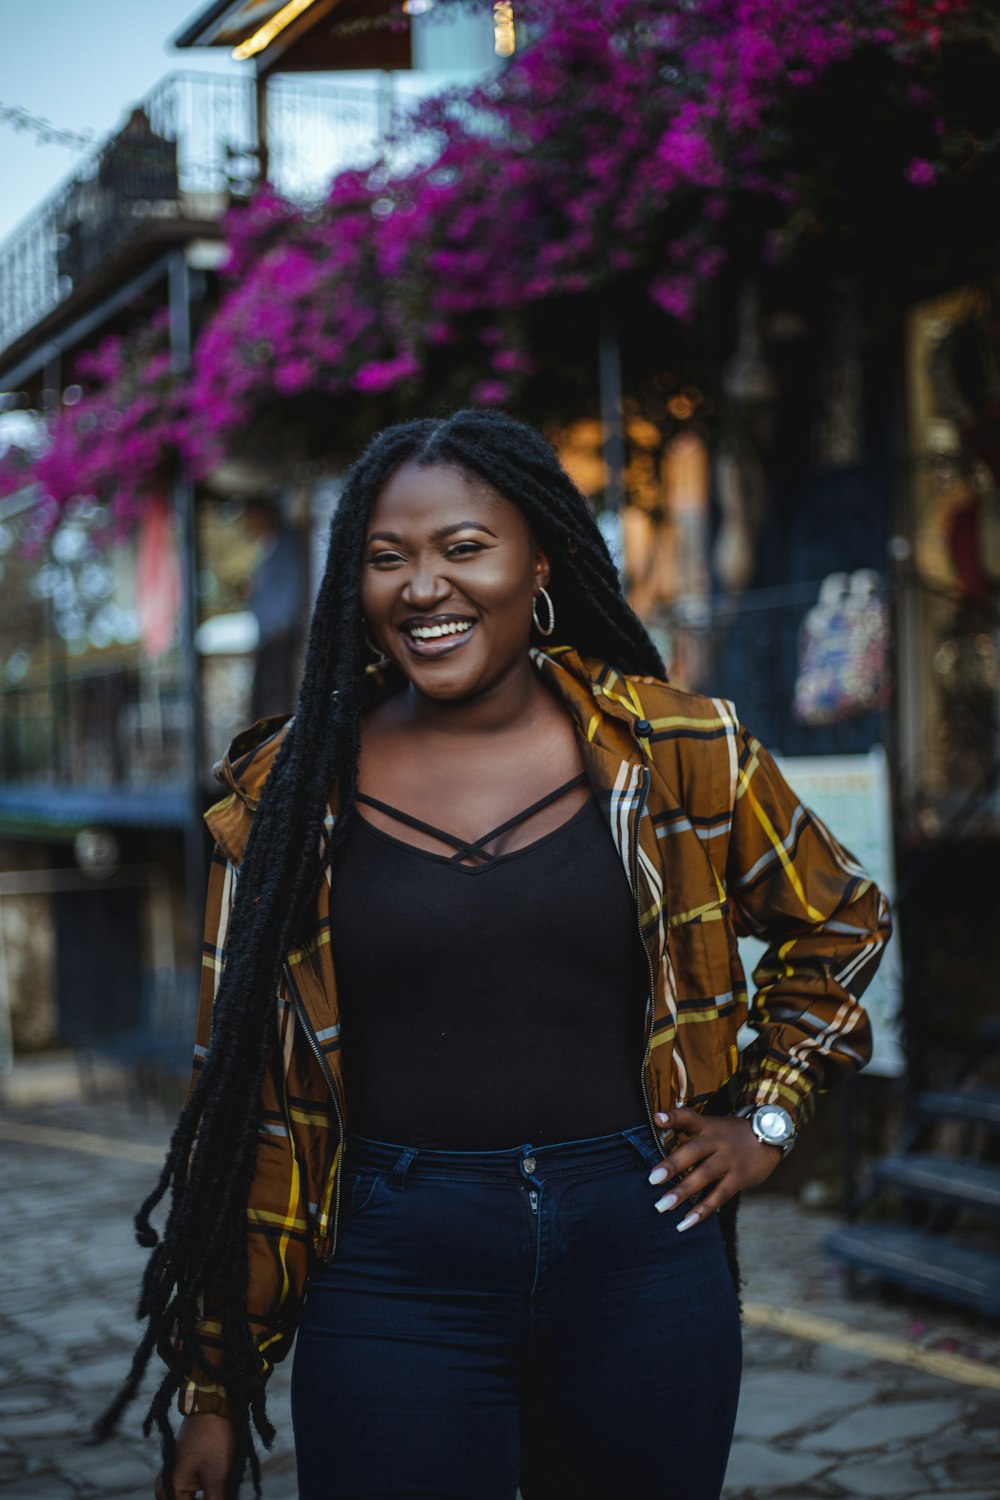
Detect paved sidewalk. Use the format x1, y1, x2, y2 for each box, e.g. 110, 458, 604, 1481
1, 1095, 998, 1499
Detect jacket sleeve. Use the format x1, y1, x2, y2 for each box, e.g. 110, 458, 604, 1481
724, 720, 892, 1129
177, 844, 309, 1417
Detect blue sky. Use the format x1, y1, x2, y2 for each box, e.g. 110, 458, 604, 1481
0, 2, 243, 243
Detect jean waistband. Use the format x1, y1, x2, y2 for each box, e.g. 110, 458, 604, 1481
345, 1123, 663, 1183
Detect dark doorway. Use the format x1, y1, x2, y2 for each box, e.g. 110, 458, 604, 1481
53, 885, 143, 1042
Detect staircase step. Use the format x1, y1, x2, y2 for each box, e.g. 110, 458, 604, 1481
870, 1154, 1000, 1216
825, 1223, 1000, 1317
916, 1086, 1000, 1131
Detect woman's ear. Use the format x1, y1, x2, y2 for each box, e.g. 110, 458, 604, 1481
533, 546, 551, 591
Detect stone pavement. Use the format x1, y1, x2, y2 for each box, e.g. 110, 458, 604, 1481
1, 1093, 998, 1500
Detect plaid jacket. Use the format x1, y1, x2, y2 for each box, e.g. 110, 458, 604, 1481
179, 645, 891, 1413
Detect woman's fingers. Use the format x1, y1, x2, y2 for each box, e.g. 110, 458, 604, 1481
648, 1109, 782, 1225
651, 1154, 722, 1212
670, 1177, 735, 1233
654, 1105, 703, 1136
647, 1106, 714, 1184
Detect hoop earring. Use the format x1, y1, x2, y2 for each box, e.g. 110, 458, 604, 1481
363, 624, 388, 664
532, 586, 555, 637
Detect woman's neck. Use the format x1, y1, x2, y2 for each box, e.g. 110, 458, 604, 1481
389, 653, 551, 740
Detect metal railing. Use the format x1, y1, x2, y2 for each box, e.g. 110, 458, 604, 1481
0, 70, 388, 357
0, 659, 190, 788
266, 75, 385, 202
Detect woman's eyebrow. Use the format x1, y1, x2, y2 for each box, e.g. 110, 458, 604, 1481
367, 521, 499, 544
431, 521, 498, 541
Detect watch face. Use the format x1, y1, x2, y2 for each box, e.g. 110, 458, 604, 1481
756, 1106, 794, 1143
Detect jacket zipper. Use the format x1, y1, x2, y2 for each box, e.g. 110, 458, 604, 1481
282, 960, 346, 1261
631, 765, 667, 1162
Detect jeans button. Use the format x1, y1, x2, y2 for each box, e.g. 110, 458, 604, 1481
522, 1155, 537, 1175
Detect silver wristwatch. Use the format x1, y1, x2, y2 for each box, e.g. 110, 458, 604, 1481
735, 1103, 796, 1156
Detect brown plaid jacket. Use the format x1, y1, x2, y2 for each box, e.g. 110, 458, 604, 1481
179, 646, 891, 1412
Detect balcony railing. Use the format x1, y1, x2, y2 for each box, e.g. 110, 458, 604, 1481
266, 75, 387, 201
0, 70, 386, 359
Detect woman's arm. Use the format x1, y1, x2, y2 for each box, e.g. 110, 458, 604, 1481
642, 715, 891, 1228
724, 720, 892, 1128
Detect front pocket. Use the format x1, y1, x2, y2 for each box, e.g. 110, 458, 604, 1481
343, 1166, 387, 1219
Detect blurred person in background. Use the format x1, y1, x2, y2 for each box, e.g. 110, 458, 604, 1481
244, 500, 306, 722
99, 410, 890, 1500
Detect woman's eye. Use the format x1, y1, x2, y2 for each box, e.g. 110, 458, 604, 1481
368, 551, 404, 566
446, 541, 484, 558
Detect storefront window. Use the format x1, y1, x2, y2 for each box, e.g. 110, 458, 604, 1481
549, 409, 711, 687
0, 492, 186, 787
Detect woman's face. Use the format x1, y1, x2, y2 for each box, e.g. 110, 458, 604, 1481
361, 461, 550, 702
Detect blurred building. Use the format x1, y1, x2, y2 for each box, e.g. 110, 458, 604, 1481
0, 0, 998, 1312
0, 0, 499, 1066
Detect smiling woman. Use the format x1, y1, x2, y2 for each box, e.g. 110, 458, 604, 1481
102, 409, 891, 1500
362, 463, 547, 692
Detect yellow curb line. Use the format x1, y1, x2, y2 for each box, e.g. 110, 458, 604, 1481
0, 1118, 165, 1165
743, 1300, 1000, 1390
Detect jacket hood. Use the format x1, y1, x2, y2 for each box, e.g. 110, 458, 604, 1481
203, 647, 657, 865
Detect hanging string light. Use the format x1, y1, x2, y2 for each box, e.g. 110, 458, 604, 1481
493, 2, 516, 56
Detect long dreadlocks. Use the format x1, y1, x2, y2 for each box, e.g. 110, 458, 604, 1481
97, 409, 666, 1496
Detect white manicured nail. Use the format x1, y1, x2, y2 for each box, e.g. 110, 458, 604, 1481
654, 1193, 678, 1212
648, 1166, 668, 1185
676, 1211, 700, 1233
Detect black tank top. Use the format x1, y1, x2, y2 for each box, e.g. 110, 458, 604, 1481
328, 776, 650, 1149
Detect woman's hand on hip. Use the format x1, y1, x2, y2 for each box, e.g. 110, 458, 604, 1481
154, 1412, 235, 1500
647, 1106, 782, 1231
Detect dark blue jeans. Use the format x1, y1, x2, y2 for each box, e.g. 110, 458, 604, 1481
291, 1124, 742, 1500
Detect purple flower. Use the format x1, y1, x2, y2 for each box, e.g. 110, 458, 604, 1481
274, 359, 315, 395
649, 275, 696, 321
492, 349, 537, 375
352, 354, 421, 394
470, 380, 510, 406
905, 157, 936, 187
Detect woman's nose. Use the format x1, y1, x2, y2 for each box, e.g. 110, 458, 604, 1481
402, 562, 450, 608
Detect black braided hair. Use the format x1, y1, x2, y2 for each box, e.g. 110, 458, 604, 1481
96, 409, 664, 1497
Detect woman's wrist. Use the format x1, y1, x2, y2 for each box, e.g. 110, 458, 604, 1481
734, 1102, 797, 1156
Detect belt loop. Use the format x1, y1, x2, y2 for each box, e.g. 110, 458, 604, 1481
621, 1125, 666, 1169
389, 1147, 417, 1189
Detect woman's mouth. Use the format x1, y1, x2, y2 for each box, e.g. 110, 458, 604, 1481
400, 618, 477, 658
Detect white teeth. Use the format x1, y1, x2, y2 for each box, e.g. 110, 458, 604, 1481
408, 621, 474, 641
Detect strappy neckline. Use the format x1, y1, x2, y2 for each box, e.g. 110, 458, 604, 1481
354, 773, 591, 870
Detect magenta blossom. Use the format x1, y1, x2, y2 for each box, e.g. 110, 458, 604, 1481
3, 0, 987, 528
905, 156, 936, 187
352, 354, 422, 394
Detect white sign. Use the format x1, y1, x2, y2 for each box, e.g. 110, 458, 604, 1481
738, 745, 903, 1078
